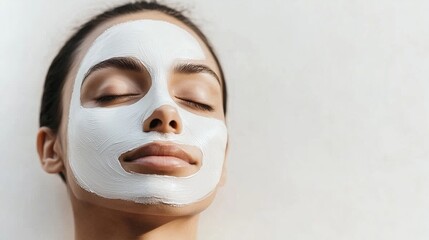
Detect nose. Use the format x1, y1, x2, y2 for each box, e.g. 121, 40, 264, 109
143, 105, 183, 134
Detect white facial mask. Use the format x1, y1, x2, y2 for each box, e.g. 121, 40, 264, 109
67, 20, 227, 205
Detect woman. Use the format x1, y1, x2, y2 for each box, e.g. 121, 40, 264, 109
36, 1, 228, 239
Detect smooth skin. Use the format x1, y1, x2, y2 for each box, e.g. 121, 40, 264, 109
37, 11, 226, 240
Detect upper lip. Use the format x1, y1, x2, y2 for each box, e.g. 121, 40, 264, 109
119, 142, 198, 165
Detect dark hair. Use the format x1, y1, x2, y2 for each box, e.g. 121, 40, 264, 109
39, 1, 227, 182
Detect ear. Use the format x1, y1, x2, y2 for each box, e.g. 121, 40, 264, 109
36, 127, 65, 174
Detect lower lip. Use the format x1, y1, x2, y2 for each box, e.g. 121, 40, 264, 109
124, 156, 191, 172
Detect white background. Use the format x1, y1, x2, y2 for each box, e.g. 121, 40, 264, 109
1, 0, 429, 239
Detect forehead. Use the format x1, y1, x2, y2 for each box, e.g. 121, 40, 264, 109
79, 19, 206, 80
75, 11, 218, 73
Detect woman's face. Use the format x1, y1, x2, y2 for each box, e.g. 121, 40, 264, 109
55, 11, 227, 215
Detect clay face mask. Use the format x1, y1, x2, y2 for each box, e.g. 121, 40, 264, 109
67, 20, 228, 205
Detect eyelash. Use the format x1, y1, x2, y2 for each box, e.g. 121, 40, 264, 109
176, 97, 214, 112
95, 95, 214, 112
95, 94, 138, 103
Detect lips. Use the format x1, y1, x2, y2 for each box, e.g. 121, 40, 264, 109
119, 142, 201, 176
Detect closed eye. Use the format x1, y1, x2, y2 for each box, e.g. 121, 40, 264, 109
176, 97, 214, 112
95, 93, 140, 103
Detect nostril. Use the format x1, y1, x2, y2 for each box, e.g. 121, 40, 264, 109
149, 119, 162, 129
169, 120, 177, 129
143, 105, 182, 133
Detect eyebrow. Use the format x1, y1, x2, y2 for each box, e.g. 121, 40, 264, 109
83, 57, 146, 82
174, 63, 221, 85
83, 57, 221, 85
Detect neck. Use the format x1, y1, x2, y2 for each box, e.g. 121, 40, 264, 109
71, 196, 199, 240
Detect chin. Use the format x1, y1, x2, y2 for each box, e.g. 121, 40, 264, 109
66, 173, 219, 217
